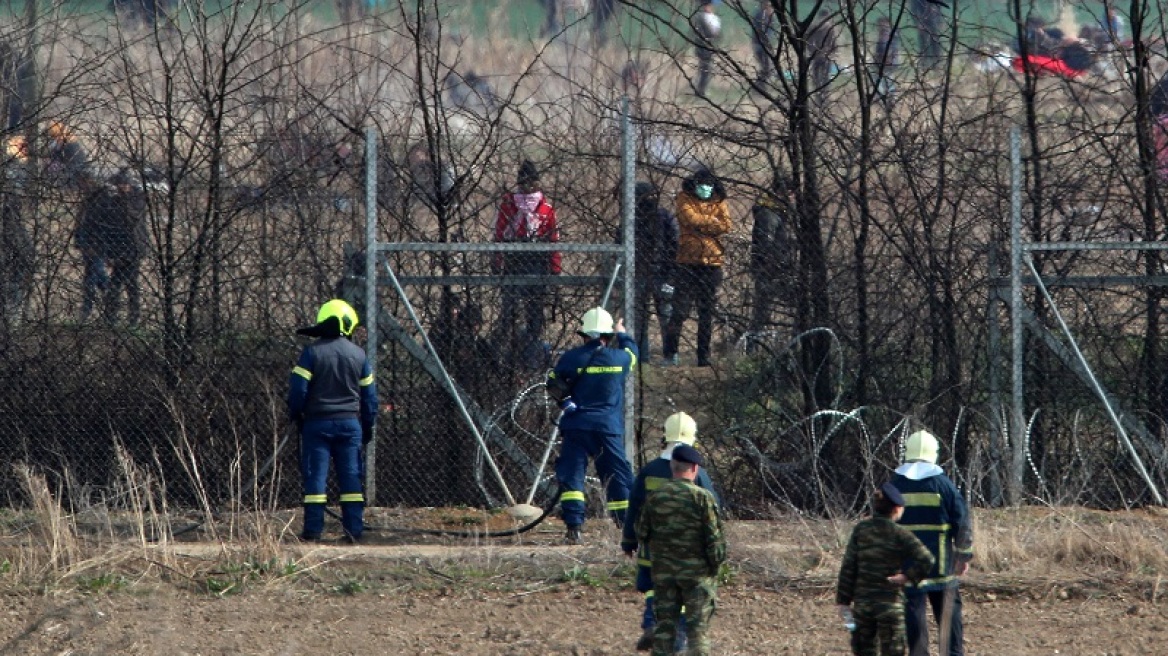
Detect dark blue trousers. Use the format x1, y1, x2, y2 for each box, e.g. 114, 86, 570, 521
555, 428, 632, 528
906, 587, 965, 656
300, 417, 364, 539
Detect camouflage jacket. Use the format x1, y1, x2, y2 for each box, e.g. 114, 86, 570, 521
836, 517, 936, 606
636, 478, 726, 580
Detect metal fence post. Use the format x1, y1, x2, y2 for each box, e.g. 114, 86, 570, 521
1009, 126, 1024, 506
621, 96, 636, 467
364, 126, 379, 505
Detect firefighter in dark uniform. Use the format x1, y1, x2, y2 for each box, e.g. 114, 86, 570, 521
288, 299, 377, 542
892, 429, 974, 656
548, 307, 638, 544
622, 411, 719, 651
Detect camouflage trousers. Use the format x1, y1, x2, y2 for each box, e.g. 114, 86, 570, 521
851, 599, 907, 656
651, 575, 716, 656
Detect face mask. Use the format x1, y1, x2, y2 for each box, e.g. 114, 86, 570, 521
695, 184, 714, 200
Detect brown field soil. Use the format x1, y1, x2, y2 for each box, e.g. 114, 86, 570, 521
3, 509, 1168, 655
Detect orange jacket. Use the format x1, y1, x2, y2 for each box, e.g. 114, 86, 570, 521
675, 191, 731, 267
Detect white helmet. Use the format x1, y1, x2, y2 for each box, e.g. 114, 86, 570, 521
579, 307, 614, 338
904, 429, 939, 464
664, 412, 697, 445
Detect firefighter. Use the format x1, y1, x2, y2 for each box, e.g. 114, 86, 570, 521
892, 429, 974, 656
287, 299, 377, 543
622, 412, 719, 651
548, 307, 637, 544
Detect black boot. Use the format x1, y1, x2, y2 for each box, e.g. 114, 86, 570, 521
635, 626, 655, 651
564, 526, 582, 545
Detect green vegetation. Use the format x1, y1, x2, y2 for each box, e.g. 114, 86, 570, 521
559, 564, 604, 587
77, 572, 129, 593
332, 576, 367, 595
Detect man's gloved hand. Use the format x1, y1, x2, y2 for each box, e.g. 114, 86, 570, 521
361, 423, 374, 446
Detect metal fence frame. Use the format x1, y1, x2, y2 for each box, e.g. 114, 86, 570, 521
358, 99, 638, 506
988, 126, 1167, 505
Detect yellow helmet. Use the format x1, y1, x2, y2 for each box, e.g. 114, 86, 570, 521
904, 429, 939, 464
664, 412, 697, 445
578, 307, 614, 338
316, 299, 359, 336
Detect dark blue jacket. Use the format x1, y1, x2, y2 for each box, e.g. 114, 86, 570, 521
892, 463, 974, 591
621, 448, 718, 558
550, 333, 637, 435
288, 337, 377, 430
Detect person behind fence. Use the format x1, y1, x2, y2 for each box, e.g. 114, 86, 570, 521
622, 412, 719, 652
1100, 6, 1125, 49
539, 0, 561, 37
591, 0, 618, 47
634, 443, 725, 656
288, 299, 377, 543
910, 0, 943, 68
892, 429, 974, 656
494, 159, 560, 361
547, 307, 637, 545
663, 167, 731, 367
872, 17, 901, 103
749, 177, 794, 334
627, 180, 678, 362
809, 13, 838, 90
0, 40, 35, 130
47, 121, 90, 190
74, 169, 148, 326
692, 0, 721, 96
751, 1, 778, 85
0, 192, 32, 322
406, 141, 456, 216
445, 69, 500, 118
836, 482, 937, 656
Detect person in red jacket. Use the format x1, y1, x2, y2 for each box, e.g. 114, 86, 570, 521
494, 160, 560, 364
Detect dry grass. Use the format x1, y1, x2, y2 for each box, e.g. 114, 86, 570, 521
4, 455, 1168, 601
975, 506, 1168, 577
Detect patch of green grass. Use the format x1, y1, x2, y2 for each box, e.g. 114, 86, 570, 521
197, 556, 300, 596
332, 577, 367, 595
559, 564, 603, 587
0, 559, 10, 575
204, 577, 238, 595
77, 572, 129, 594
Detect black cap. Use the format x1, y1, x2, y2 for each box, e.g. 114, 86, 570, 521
672, 444, 704, 467
879, 481, 906, 507
517, 160, 539, 186
693, 167, 717, 185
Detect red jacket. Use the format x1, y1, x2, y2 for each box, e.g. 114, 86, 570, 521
494, 191, 561, 274
1011, 54, 1087, 79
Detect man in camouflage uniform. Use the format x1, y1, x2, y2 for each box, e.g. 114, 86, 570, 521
836, 482, 936, 656
634, 444, 725, 656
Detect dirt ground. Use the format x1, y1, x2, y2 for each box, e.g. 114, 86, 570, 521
2, 513, 1167, 655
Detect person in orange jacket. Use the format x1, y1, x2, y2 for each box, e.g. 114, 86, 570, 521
662, 168, 731, 367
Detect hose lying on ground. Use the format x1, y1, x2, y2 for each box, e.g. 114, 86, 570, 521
324, 485, 561, 538
163, 486, 560, 542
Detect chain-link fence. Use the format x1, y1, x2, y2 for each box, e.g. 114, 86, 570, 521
4, 1, 1168, 526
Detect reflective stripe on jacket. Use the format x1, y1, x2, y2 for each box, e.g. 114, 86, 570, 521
552, 334, 637, 435
892, 467, 973, 591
